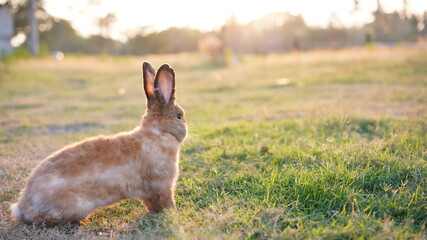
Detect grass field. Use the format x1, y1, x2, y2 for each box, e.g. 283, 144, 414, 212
0, 46, 426, 239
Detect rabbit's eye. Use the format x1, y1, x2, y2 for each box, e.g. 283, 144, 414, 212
177, 114, 183, 120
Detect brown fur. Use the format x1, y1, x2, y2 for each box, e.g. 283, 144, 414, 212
10, 62, 187, 224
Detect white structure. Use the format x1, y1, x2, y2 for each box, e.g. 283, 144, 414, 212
28, 0, 39, 56
0, 2, 14, 56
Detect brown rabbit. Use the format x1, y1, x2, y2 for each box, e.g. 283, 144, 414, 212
10, 62, 187, 224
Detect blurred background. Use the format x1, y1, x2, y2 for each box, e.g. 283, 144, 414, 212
1, 0, 427, 60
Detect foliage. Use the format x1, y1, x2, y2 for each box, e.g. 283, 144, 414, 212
127, 27, 204, 55
6, 0, 427, 56
39, 19, 86, 53
0, 46, 30, 63
11, 0, 51, 39
97, 13, 116, 38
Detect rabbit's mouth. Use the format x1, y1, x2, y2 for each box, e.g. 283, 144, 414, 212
169, 125, 187, 143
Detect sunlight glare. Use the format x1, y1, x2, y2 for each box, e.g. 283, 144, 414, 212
43, 0, 427, 40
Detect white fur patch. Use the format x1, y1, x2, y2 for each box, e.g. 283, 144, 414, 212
32, 192, 43, 205
49, 176, 66, 188
76, 196, 95, 212
149, 127, 161, 136
148, 121, 161, 136
11, 203, 21, 220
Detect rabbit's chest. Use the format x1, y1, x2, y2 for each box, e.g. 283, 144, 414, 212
139, 138, 179, 178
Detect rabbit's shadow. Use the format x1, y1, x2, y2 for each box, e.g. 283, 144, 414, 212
7, 202, 171, 239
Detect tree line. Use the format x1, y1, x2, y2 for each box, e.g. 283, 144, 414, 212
7, 0, 427, 56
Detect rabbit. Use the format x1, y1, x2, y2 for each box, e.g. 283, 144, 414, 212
10, 62, 187, 224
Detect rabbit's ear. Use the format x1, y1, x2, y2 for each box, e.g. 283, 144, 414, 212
154, 64, 176, 107
142, 62, 156, 106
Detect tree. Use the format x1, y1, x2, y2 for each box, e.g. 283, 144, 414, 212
85, 35, 118, 54
402, 0, 409, 19
97, 12, 116, 38
220, 14, 242, 56
127, 27, 203, 55
39, 19, 86, 52
12, 0, 51, 46
422, 11, 427, 34
352, 0, 360, 27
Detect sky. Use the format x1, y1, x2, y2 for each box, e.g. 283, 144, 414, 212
43, 0, 427, 41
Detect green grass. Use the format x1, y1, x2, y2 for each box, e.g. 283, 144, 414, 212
0, 47, 426, 239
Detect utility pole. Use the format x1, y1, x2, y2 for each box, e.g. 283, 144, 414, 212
28, 0, 39, 56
